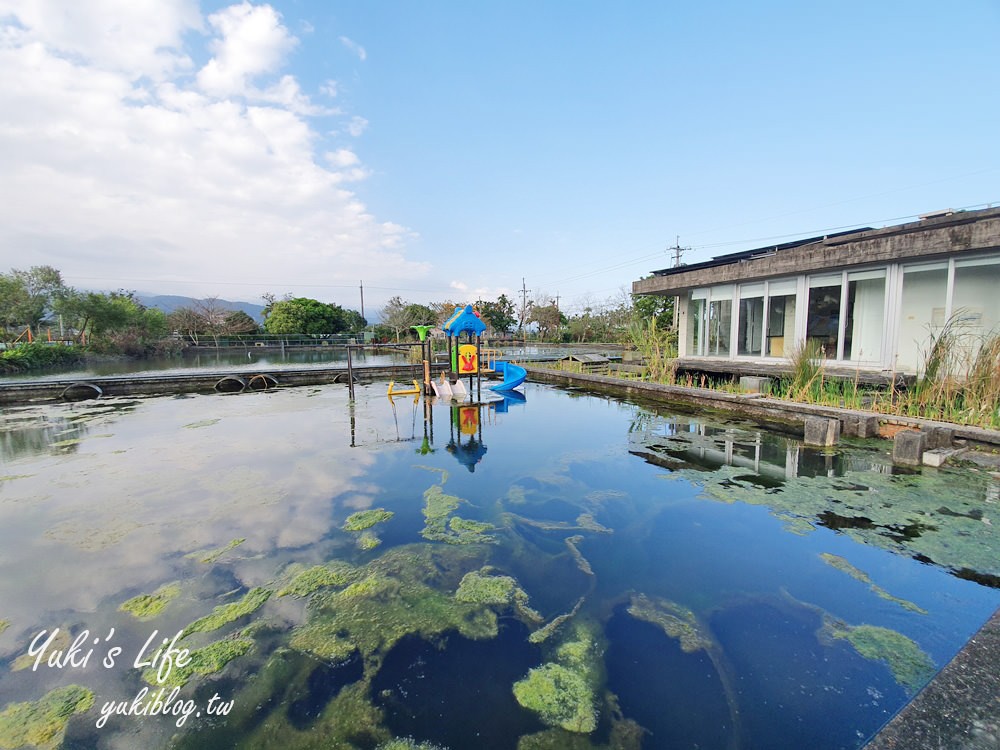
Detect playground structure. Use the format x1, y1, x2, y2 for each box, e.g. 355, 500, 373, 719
343, 304, 527, 403
433, 305, 527, 399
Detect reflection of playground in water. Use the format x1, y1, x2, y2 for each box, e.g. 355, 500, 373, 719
352, 387, 526, 474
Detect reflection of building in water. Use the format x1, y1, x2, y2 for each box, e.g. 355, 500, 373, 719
629, 418, 887, 482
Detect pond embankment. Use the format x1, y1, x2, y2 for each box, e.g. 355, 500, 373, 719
525, 365, 1000, 451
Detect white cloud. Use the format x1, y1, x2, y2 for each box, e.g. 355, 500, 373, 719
196, 2, 296, 96
338, 35, 366, 61
347, 115, 369, 136
0, 1, 424, 305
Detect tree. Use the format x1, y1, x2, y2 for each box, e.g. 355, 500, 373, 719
633, 278, 675, 331
379, 296, 433, 342
476, 294, 517, 337
54, 289, 166, 354
263, 297, 346, 335
529, 303, 564, 340
0, 265, 65, 335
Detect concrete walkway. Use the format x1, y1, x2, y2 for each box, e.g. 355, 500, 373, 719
864, 607, 1000, 750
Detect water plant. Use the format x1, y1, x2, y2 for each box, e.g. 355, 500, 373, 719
182, 587, 272, 637
277, 563, 356, 598
290, 545, 498, 671
357, 530, 382, 550
821, 618, 936, 693
190, 537, 245, 564
144, 636, 254, 688
344, 508, 394, 532
626, 593, 712, 653
454, 568, 542, 622
819, 553, 927, 614
0, 343, 84, 374
0, 621, 8, 636
376, 740, 448, 750
0, 685, 94, 750
119, 582, 182, 620
421, 485, 496, 544
513, 620, 602, 734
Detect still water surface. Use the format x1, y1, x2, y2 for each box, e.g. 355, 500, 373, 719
0, 382, 996, 749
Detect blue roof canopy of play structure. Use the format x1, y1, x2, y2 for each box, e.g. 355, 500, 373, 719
442, 305, 486, 337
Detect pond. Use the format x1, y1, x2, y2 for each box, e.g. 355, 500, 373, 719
0, 381, 997, 750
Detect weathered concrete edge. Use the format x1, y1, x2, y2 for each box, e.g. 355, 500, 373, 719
0, 364, 449, 406
862, 606, 1000, 750
524, 365, 1000, 448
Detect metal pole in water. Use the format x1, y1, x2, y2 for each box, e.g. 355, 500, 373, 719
347, 344, 355, 401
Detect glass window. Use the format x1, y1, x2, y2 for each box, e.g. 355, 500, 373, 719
766, 294, 796, 357
707, 300, 732, 357
844, 271, 885, 363
806, 282, 842, 359
898, 264, 948, 372
688, 298, 706, 356
738, 288, 764, 356
952, 256, 1000, 364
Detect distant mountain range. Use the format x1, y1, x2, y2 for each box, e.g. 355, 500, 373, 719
136, 294, 266, 322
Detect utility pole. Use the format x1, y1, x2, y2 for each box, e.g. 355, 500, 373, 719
673, 236, 684, 268
359, 280, 365, 320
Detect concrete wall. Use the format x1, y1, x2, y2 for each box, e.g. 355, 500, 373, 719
634, 208, 1000, 297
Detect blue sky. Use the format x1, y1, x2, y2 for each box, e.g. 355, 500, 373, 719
1, 1, 997, 316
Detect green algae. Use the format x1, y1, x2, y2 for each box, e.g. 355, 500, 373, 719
182, 587, 271, 637
820, 553, 928, 614
277, 563, 356, 598
144, 636, 254, 689
12, 630, 71, 672
515, 664, 595, 734
455, 569, 542, 623
565, 536, 594, 576
357, 530, 383, 550
421, 485, 496, 545
119, 582, 182, 620
530, 597, 585, 645
291, 544, 498, 671
822, 619, 936, 693
0, 621, 7, 636
377, 741, 448, 750
0, 685, 94, 750
190, 537, 245, 564
513, 620, 603, 734
627, 593, 712, 653
343, 508, 394, 532
183, 418, 220, 429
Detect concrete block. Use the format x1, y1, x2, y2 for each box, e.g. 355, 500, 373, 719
921, 425, 954, 450
739, 376, 772, 394
843, 414, 880, 438
922, 448, 966, 468
804, 416, 841, 446
892, 430, 926, 467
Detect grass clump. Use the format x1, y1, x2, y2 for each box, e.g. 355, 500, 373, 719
182, 587, 271, 637
0, 685, 94, 750
344, 508, 394, 532
0, 343, 84, 374
119, 582, 182, 620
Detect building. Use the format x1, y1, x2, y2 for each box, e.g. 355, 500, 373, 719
632, 206, 1000, 378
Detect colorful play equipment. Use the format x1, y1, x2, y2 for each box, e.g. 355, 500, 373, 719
434, 304, 527, 399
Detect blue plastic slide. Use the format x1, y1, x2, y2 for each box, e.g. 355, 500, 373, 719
490, 360, 527, 392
